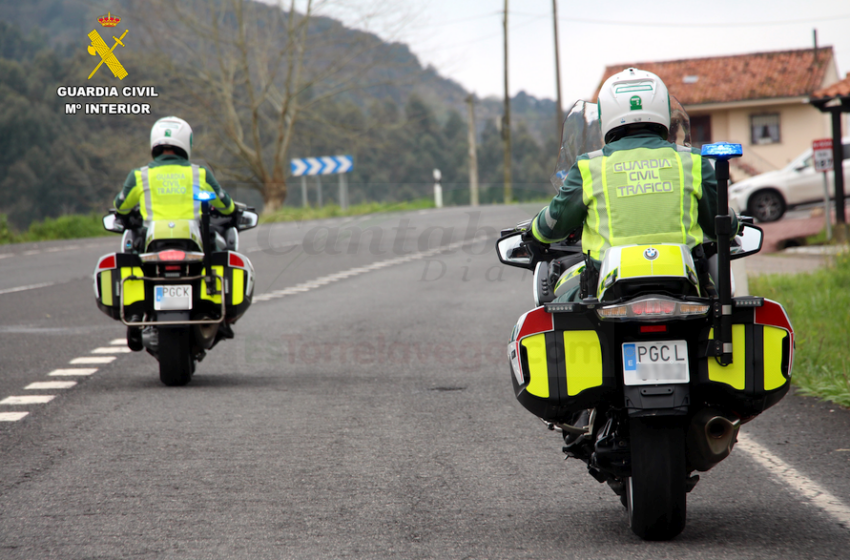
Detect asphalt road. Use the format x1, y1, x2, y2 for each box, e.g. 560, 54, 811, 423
1, 205, 849, 559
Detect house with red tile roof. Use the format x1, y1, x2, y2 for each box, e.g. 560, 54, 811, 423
594, 47, 842, 180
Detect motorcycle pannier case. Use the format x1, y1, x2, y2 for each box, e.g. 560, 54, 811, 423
93, 251, 254, 321
508, 306, 617, 422
695, 298, 793, 419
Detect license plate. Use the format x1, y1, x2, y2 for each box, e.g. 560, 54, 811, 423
154, 285, 192, 310
622, 340, 689, 385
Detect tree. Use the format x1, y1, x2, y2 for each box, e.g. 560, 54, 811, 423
134, 0, 418, 212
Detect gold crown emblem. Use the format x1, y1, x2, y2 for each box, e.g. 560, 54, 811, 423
98, 12, 121, 27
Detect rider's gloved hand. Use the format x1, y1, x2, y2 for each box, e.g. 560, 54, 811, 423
521, 228, 548, 248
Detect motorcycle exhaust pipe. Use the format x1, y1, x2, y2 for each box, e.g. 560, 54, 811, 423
687, 408, 741, 472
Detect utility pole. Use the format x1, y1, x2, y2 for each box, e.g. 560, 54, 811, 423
466, 94, 480, 206
552, 0, 564, 139
502, 0, 512, 203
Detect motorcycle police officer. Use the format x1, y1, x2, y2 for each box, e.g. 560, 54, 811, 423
113, 116, 237, 349
529, 68, 736, 301
114, 116, 236, 233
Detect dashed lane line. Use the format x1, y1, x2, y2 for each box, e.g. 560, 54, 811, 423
91, 347, 132, 354
0, 412, 29, 422
109, 338, 126, 345
0, 282, 56, 296
70, 356, 116, 364
25, 381, 77, 390
738, 432, 850, 530
0, 396, 56, 405
49, 368, 98, 376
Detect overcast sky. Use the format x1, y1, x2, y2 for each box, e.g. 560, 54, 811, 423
315, 0, 850, 105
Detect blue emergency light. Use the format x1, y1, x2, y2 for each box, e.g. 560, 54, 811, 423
700, 142, 743, 160
193, 190, 217, 202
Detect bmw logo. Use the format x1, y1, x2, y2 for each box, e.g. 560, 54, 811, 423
168, 222, 175, 228
644, 247, 659, 260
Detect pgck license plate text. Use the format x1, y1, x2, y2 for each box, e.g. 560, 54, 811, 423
154, 285, 192, 310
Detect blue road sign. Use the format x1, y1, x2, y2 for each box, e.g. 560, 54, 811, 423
290, 155, 354, 177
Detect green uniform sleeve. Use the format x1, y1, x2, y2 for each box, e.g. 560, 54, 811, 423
697, 157, 738, 241
114, 170, 142, 213
200, 167, 235, 215
532, 163, 588, 243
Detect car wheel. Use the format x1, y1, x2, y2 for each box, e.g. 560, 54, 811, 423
748, 190, 785, 223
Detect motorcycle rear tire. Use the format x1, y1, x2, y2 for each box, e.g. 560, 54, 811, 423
626, 416, 687, 541
158, 327, 193, 387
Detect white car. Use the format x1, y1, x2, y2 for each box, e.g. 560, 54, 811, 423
729, 137, 850, 222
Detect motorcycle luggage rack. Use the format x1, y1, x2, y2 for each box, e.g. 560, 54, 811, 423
118, 273, 226, 327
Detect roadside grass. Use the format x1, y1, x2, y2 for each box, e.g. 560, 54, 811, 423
259, 199, 435, 224
0, 213, 111, 245
750, 254, 850, 408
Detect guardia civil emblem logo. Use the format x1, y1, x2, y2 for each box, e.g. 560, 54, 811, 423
87, 12, 129, 80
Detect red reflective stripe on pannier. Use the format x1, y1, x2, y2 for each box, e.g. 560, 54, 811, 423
517, 306, 554, 339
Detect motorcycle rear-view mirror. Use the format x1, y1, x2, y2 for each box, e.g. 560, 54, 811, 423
102, 213, 124, 233
496, 232, 535, 270
237, 210, 259, 231
730, 223, 763, 260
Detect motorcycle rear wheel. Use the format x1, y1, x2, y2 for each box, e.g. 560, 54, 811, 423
158, 327, 193, 387
626, 416, 687, 540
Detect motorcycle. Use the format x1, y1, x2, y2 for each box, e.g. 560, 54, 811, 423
94, 191, 258, 386
496, 100, 794, 540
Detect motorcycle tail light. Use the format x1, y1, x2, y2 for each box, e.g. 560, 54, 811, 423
140, 251, 205, 263
158, 250, 185, 261
597, 297, 709, 322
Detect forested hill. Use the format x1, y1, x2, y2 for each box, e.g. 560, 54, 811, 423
0, 0, 560, 228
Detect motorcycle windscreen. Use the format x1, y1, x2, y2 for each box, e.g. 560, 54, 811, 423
550, 97, 692, 191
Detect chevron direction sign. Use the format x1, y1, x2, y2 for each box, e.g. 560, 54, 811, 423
290, 155, 353, 177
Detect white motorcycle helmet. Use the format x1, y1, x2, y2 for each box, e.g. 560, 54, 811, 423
598, 68, 670, 144
150, 116, 193, 159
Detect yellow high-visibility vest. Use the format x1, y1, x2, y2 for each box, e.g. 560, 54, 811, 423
578, 145, 705, 260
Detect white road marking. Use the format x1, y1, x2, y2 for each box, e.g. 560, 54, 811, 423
91, 347, 132, 354
0, 412, 28, 421
109, 338, 126, 345
254, 235, 487, 303
0, 282, 55, 296
70, 356, 115, 364
0, 395, 55, 405
738, 432, 850, 530
49, 368, 97, 376
25, 381, 77, 390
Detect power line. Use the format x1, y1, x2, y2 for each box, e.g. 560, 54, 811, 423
411, 11, 502, 29
415, 13, 546, 53
512, 11, 850, 28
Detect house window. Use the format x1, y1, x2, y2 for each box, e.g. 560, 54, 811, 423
690, 115, 711, 148
751, 114, 780, 145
